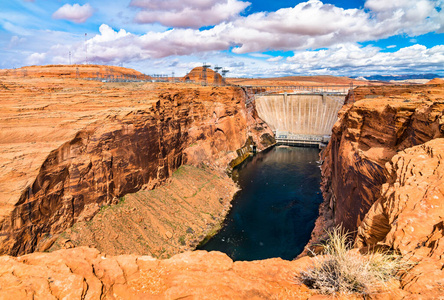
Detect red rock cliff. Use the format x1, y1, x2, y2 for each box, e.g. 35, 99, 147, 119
313, 84, 444, 296
320, 84, 444, 233
0, 73, 273, 256
356, 139, 444, 297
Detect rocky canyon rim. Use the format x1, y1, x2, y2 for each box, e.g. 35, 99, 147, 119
0, 65, 444, 299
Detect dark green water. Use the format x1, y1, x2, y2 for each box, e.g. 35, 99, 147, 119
198, 146, 323, 261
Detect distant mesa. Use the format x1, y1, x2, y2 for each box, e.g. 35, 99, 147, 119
183, 67, 225, 85
357, 73, 441, 82
0, 65, 151, 81
427, 78, 444, 85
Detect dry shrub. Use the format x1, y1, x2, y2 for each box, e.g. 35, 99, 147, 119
299, 226, 409, 295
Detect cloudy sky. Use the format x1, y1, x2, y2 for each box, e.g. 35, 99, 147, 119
0, 0, 443, 77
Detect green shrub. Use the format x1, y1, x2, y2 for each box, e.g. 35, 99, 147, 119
299, 226, 409, 296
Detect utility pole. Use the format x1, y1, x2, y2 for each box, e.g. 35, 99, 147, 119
69, 51, 71, 65
84, 33, 88, 65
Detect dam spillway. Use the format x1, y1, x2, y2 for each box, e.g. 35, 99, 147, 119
255, 93, 346, 146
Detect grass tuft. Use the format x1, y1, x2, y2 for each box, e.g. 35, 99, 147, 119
299, 226, 410, 296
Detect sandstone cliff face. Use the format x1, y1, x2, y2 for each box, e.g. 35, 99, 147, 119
313, 84, 444, 297
0, 73, 273, 256
320, 84, 444, 233
356, 139, 444, 297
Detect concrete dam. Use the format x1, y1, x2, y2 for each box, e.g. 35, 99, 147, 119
254, 92, 346, 146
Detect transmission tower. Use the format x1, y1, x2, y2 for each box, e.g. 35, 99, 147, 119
214, 65, 222, 85
202, 62, 211, 85
221, 69, 229, 85
221, 69, 229, 77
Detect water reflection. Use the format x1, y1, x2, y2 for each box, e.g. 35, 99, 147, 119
198, 146, 323, 261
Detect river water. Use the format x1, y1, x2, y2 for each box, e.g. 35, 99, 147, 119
198, 146, 323, 261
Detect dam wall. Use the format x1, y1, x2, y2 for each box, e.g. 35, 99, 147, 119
255, 93, 345, 145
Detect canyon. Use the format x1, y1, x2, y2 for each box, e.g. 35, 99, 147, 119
0, 66, 444, 299
0, 66, 274, 256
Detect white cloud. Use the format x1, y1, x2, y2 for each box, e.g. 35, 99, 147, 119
285, 43, 444, 75
8, 36, 27, 48
9, 0, 444, 77
82, 0, 439, 57
223, 0, 444, 53
223, 43, 444, 77
52, 3, 94, 23
365, 0, 443, 35
26, 52, 46, 65
267, 56, 283, 62
81, 24, 230, 61
130, 0, 250, 28
17, 1, 444, 61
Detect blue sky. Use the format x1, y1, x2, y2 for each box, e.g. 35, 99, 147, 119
0, 0, 443, 77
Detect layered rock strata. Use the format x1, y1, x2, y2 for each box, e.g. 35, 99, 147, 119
320, 84, 444, 233
356, 139, 444, 297
308, 83, 444, 296
0, 73, 273, 256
